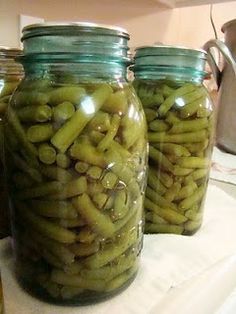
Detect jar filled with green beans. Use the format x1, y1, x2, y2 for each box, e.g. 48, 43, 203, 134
4, 23, 147, 304
133, 46, 215, 235
0, 46, 23, 238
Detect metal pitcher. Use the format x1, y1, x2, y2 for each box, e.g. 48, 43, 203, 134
204, 19, 236, 154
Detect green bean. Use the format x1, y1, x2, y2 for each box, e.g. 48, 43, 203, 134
16, 202, 76, 243
64, 262, 83, 275
121, 114, 144, 149
49, 86, 86, 106
146, 212, 168, 224
70, 142, 106, 167
102, 90, 128, 114
16, 181, 63, 200
149, 146, 174, 173
144, 198, 187, 224
75, 161, 89, 173
0, 81, 18, 98
149, 120, 169, 132
7, 107, 38, 158
16, 105, 52, 122
184, 140, 209, 153
81, 252, 136, 280
158, 171, 173, 188
56, 153, 70, 168
179, 96, 204, 118
30, 200, 78, 219
4, 124, 19, 151
38, 143, 56, 165
145, 223, 184, 234
148, 130, 207, 143
144, 108, 157, 122
146, 187, 177, 210
197, 106, 212, 118
72, 193, 115, 238
161, 84, 175, 98
175, 181, 198, 201
48, 176, 87, 200
40, 165, 73, 182
61, 286, 84, 299
88, 181, 104, 195
87, 111, 111, 132
141, 93, 164, 107
30, 230, 75, 264
101, 172, 118, 189
172, 166, 193, 176
69, 242, 100, 257
169, 118, 208, 134
27, 123, 54, 143
164, 182, 181, 202
185, 206, 202, 221
76, 227, 96, 243
14, 91, 49, 107
97, 114, 120, 151
184, 220, 201, 232
52, 101, 75, 121
179, 184, 206, 210
13, 154, 42, 183
165, 111, 181, 124
87, 166, 103, 180
147, 168, 167, 195
51, 269, 106, 292
0, 99, 8, 114
53, 217, 85, 228
176, 157, 209, 169
39, 274, 62, 297
111, 190, 128, 221
105, 265, 138, 292
158, 83, 195, 116
84, 229, 137, 269
51, 84, 112, 152
13, 172, 34, 189
184, 169, 208, 184
154, 143, 190, 157
92, 193, 108, 209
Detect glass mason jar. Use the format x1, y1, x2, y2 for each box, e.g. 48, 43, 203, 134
0, 46, 23, 238
133, 46, 215, 235
4, 23, 147, 304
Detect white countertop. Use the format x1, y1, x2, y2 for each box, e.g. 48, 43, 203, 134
1, 177, 236, 314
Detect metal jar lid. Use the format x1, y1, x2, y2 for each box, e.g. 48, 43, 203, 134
0, 46, 22, 58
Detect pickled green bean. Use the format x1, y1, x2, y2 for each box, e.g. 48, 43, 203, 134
72, 193, 115, 238
31, 200, 78, 219
16, 181, 63, 200
148, 130, 207, 143
97, 114, 120, 151
49, 86, 86, 106
179, 184, 206, 210
51, 84, 112, 152
56, 153, 70, 168
102, 90, 128, 114
52, 101, 75, 121
38, 143, 56, 165
16, 105, 52, 122
145, 223, 183, 234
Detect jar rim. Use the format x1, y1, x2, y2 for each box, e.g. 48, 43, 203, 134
22, 22, 130, 41
134, 45, 207, 59
0, 46, 22, 58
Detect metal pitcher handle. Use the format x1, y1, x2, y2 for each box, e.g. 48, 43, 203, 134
203, 39, 236, 88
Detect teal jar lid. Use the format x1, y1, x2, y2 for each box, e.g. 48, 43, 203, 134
133, 45, 207, 81
21, 22, 130, 64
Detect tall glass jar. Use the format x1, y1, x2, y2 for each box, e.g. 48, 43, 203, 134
0, 46, 23, 238
133, 46, 215, 235
4, 23, 147, 304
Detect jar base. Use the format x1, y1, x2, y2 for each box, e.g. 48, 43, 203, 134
16, 271, 138, 306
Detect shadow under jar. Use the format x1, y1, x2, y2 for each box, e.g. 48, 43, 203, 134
0, 46, 23, 238
133, 46, 215, 235
4, 23, 148, 304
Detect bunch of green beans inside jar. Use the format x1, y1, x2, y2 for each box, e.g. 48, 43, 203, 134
0, 46, 23, 238
133, 46, 215, 235
4, 23, 147, 304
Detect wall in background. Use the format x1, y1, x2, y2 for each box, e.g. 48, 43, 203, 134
1, 0, 236, 49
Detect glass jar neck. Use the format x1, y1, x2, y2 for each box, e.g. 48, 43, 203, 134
133, 66, 206, 84
0, 57, 23, 77
20, 55, 128, 82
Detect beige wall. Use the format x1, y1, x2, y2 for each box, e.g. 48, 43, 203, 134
1, 0, 236, 49
121, 1, 236, 49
